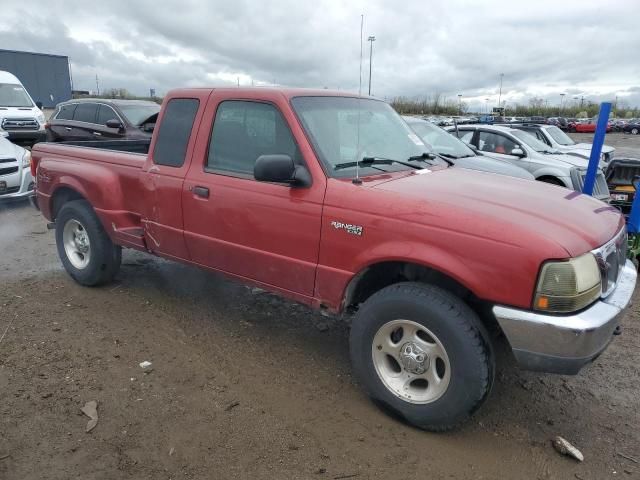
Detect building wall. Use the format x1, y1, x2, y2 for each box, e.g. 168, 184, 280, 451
0, 49, 72, 108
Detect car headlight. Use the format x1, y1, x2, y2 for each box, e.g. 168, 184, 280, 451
534, 253, 601, 313
36, 113, 45, 124
22, 149, 31, 168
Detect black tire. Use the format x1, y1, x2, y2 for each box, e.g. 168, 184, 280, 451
632, 128, 638, 135
55, 200, 121, 286
349, 282, 494, 431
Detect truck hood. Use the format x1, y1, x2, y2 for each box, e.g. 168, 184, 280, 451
372, 168, 623, 257
453, 155, 535, 180
554, 143, 614, 158
538, 152, 596, 169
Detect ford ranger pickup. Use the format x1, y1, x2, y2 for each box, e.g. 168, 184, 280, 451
30, 88, 636, 431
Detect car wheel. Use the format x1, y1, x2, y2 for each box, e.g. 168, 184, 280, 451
55, 200, 121, 286
349, 282, 494, 431
632, 128, 639, 135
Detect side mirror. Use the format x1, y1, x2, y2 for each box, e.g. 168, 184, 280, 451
35, 101, 43, 109
511, 147, 525, 157
105, 119, 124, 130
254, 154, 311, 187
467, 143, 478, 152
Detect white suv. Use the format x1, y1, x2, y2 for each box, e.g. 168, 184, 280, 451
447, 124, 610, 201
0, 127, 33, 200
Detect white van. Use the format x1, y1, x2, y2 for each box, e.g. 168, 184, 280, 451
0, 70, 46, 145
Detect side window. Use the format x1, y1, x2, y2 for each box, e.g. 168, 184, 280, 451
96, 105, 119, 125
56, 104, 76, 120
455, 130, 474, 144
207, 101, 301, 176
73, 103, 98, 123
478, 132, 517, 155
153, 98, 200, 167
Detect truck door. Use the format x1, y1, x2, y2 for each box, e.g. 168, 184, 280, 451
182, 95, 325, 298
139, 95, 205, 259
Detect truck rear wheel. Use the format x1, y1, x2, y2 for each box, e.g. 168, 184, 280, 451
349, 282, 494, 431
55, 200, 121, 286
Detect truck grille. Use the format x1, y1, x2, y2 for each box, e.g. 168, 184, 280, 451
592, 228, 628, 298
1, 117, 39, 131
0, 157, 17, 164
0, 166, 18, 176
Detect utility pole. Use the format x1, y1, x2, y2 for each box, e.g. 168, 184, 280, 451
367, 35, 376, 96
457, 94, 462, 115
560, 93, 565, 115
497, 73, 504, 109
95, 74, 100, 96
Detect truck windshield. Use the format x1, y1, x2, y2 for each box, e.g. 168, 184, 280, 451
406, 119, 476, 159
0, 83, 33, 107
292, 96, 432, 177
546, 126, 575, 146
119, 104, 161, 126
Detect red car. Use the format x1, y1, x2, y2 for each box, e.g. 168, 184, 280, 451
570, 119, 613, 133
30, 88, 635, 431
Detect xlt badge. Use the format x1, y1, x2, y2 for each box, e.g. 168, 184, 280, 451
331, 221, 363, 236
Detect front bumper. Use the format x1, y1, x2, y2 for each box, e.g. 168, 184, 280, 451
493, 259, 636, 375
0, 166, 35, 200
7, 130, 46, 146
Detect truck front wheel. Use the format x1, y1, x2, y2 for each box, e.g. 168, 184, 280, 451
55, 200, 121, 286
349, 282, 494, 431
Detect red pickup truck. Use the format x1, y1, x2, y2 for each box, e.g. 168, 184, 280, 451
31, 88, 636, 431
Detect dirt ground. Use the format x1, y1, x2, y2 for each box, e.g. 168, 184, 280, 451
1, 136, 640, 479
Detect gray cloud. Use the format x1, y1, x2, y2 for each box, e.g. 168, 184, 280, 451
1, 0, 639, 109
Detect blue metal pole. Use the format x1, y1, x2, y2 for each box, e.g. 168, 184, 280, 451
628, 189, 640, 233
582, 102, 611, 196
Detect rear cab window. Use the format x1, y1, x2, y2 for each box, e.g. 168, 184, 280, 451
153, 98, 200, 167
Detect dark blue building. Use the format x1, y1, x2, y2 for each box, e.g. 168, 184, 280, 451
0, 49, 72, 108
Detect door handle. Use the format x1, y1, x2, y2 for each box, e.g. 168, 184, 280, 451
64, 127, 72, 131
193, 186, 210, 198
92, 132, 102, 136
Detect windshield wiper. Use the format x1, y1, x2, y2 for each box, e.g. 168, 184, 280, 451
334, 156, 424, 171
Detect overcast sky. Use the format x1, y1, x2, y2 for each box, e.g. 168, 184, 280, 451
2, 0, 639, 110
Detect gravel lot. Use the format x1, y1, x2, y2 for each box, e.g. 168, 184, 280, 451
1, 134, 639, 479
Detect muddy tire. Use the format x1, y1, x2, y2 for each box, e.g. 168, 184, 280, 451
55, 200, 121, 286
349, 282, 494, 431
631, 128, 639, 135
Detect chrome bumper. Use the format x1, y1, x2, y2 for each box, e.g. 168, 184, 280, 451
493, 259, 636, 374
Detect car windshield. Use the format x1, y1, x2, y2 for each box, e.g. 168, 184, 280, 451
546, 126, 575, 146
291, 96, 434, 177
511, 130, 554, 153
406, 119, 475, 158
118, 104, 161, 126
0, 83, 33, 107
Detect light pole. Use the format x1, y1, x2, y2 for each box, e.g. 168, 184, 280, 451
560, 93, 565, 115
457, 94, 462, 115
485, 98, 489, 114
367, 35, 376, 96
497, 73, 504, 110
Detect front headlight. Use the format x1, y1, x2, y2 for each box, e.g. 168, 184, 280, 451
36, 112, 45, 124
534, 253, 601, 313
22, 149, 31, 168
